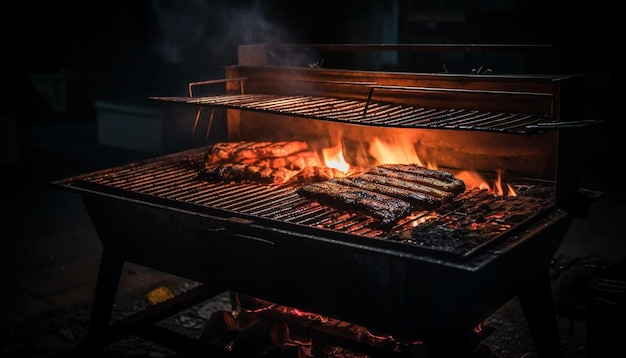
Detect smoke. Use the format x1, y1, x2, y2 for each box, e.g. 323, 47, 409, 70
150, 0, 310, 77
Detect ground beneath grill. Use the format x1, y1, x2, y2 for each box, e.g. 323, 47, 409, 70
0, 281, 587, 358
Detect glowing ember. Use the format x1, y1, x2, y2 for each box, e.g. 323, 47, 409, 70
473, 322, 485, 334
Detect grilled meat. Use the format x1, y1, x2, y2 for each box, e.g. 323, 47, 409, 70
296, 163, 466, 225
241, 151, 321, 171
200, 163, 298, 185
202, 141, 323, 184
296, 181, 412, 226
332, 177, 442, 209
207, 141, 310, 165
294, 166, 346, 183
231, 141, 309, 162
207, 142, 270, 165
367, 164, 466, 194
358, 173, 455, 202
252, 141, 309, 159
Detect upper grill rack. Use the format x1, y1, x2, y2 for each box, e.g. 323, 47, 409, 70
151, 93, 553, 133
149, 74, 564, 134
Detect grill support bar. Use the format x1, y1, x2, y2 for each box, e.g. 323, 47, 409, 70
53, 250, 564, 358
56, 252, 231, 357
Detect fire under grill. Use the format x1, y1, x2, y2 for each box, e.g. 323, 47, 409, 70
51, 44, 598, 358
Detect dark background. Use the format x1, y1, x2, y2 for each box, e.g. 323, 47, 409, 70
2, 0, 621, 209
3, 0, 619, 122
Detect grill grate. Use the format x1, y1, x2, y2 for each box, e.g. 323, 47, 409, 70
150, 94, 552, 133
61, 146, 556, 259
78, 149, 386, 237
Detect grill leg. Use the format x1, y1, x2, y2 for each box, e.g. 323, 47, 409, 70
52, 249, 124, 358
518, 267, 563, 358
85, 249, 125, 355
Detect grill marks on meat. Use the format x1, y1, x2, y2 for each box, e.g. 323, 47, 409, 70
297, 164, 466, 227
357, 174, 455, 203
296, 181, 412, 226
368, 164, 466, 194
332, 176, 442, 209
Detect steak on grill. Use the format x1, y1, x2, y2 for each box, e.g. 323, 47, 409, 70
296, 180, 413, 226
331, 176, 442, 210
367, 164, 466, 194
297, 164, 465, 226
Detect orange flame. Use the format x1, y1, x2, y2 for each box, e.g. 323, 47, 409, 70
319, 133, 516, 196
322, 144, 350, 173
494, 170, 517, 196
368, 137, 437, 169
456, 170, 517, 196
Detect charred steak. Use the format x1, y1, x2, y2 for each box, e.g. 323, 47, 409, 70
297, 164, 466, 226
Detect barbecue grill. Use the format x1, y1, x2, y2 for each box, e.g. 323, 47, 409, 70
52, 44, 599, 357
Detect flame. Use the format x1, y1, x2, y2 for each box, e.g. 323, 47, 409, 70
494, 170, 517, 197
456, 170, 517, 196
456, 170, 489, 190
318, 132, 517, 196
368, 137, 437, 169
322, 144, 350, 173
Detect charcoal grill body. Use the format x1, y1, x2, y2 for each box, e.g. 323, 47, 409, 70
70, 185, 570, 357
52, 44, 593, 358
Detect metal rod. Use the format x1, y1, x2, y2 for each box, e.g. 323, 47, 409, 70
191, 107, 203, 137
205, 108, 215, 140
525, 119, 602, 130
188, 77, 247, 97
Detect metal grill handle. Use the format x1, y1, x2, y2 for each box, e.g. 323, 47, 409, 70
188, 77, 248, 97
